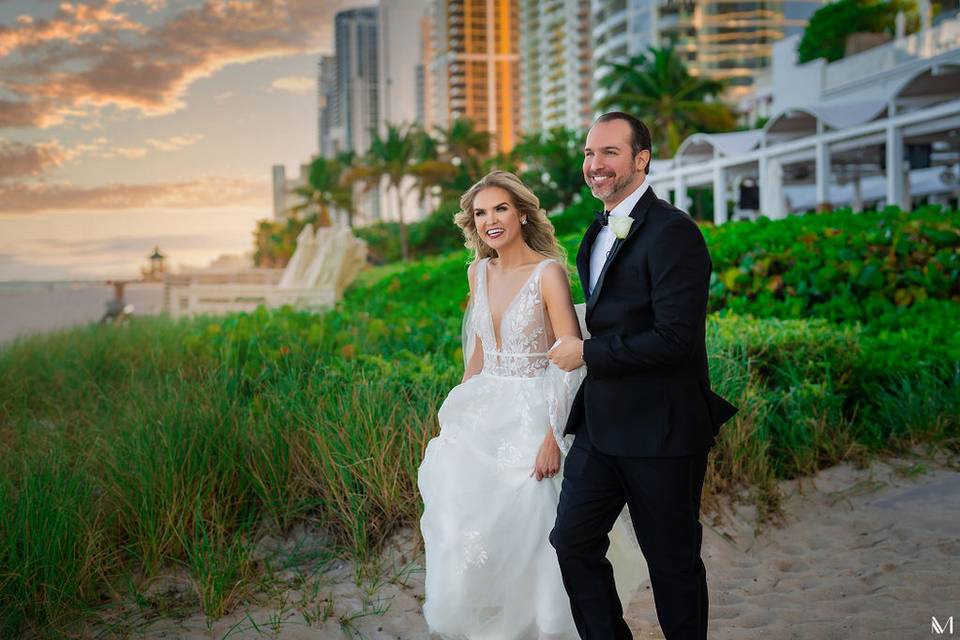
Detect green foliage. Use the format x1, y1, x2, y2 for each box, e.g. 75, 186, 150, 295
703, 206, 960, 326
355, 199, 465, 264
595, 46, 738, 156
548, 188, 601, 237
511, 127, 588, 212
797, 0, 917, 63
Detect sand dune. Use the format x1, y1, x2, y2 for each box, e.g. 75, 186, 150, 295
92, 456, 959, 639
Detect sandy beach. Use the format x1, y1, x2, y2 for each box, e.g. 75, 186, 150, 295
92, 455, 960, 639
0, 282, 165, 345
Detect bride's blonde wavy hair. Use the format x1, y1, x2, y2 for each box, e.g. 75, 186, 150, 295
454, 170, 567, 269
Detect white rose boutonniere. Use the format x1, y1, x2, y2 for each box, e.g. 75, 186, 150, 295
609, 216, 633, 240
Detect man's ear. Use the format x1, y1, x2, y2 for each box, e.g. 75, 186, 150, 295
636, 149, 651, 173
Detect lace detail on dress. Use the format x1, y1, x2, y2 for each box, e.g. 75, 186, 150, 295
474, 258, 555, 378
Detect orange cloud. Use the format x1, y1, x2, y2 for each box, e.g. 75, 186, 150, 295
0, 0, 353, 129
0, 1, 145, 58
0, 176, 269, 214
0, 139, 67, 178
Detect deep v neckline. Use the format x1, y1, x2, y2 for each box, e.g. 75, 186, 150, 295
483, 257, 549, 352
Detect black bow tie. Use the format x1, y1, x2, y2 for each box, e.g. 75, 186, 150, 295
595, 210, 610, 226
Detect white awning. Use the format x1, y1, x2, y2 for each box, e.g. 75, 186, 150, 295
675, 130, 765, 160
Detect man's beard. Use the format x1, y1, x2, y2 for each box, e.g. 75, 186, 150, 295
590, 167, 639, 202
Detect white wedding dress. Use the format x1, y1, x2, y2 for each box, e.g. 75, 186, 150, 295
418, 257, 647, 640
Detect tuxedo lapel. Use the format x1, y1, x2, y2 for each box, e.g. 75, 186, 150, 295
577, 219, 602, 298
586, 187, 658, 322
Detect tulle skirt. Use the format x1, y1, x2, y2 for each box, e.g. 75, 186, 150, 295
418, 372, 645, 640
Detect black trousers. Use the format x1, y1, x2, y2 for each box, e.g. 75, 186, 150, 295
549, 428, 709, 640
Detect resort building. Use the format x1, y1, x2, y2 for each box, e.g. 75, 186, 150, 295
646, 14, 960, 223
591, 0, 823, 102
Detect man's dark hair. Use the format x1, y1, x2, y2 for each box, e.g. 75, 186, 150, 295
593, 111, 652, 172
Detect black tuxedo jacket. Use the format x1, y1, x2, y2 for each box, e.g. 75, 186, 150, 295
564, 186, 738, 457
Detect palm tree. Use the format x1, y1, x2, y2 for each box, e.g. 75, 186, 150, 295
596, 46, 738, 157
290, 155, 355, 227
433, 118, 493, 189
345, 123, 421, 261
511, 127, 585, 212
406, 126, 459, 209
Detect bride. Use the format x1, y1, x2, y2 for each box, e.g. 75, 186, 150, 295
418, 171, 647, 639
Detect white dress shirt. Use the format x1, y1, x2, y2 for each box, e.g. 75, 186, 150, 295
588, 180, 649, 296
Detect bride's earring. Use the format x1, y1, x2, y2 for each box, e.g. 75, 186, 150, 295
521, 218, 528, 225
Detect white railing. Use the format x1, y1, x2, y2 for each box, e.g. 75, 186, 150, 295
165, 283, 335, 317
823, 16, 960, 90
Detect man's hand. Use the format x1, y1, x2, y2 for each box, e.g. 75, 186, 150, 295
548, 335, 584, 372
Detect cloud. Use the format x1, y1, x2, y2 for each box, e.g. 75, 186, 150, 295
0, 136, 157, 176
102, 146, 148, 159
0, 139, 67, 178
0, 1, 146, 58
0, 176, 269, 214
270, 75, 315, 95
0, 0, 360, 129
144, 133, 204, 151
22, 233, 227, 258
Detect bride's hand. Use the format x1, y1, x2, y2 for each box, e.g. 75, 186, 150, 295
532, 435, 561, 481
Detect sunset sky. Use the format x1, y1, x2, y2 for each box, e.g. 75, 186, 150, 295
0, 0, 367, 280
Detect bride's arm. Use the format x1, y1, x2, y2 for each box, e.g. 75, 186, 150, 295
532, 262, 582, 480
462, 262, 484, 384
541, 262, 582, 343
463, 337, 483, 383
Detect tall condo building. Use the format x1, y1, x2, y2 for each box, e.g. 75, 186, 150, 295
591, 0, 822, 100
334, 7, 380, 155
378, 0, 432, 131
519, 0, 593, 134
428, 0, 522, 153
377, 0, 432, 222
318, 55, 336, 158
420, 10, 436, 129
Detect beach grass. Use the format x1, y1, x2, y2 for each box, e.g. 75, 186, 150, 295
1, 312, 955, 637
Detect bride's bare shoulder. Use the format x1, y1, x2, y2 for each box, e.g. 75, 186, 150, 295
467, 258, 484, 293
540, 259, 569, 282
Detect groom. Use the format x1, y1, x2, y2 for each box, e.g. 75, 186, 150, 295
547, 112, 737, 640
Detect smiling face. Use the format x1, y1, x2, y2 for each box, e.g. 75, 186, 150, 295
472, 186, 524, 252
583, 118, 649, 211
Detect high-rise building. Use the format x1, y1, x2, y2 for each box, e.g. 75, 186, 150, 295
591, 0, 823, 101
272, 164, 288, 220
318, 55, 336, 158
377, 0, 432, 222
334, 7, 380, 155
316, 6, 380, 222
429, 0, 522, 153
378, 0, 431, 130
420, 10, 436, 129
520, 0, 593, 134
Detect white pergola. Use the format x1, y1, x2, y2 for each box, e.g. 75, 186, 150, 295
648, 62, 960, 223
